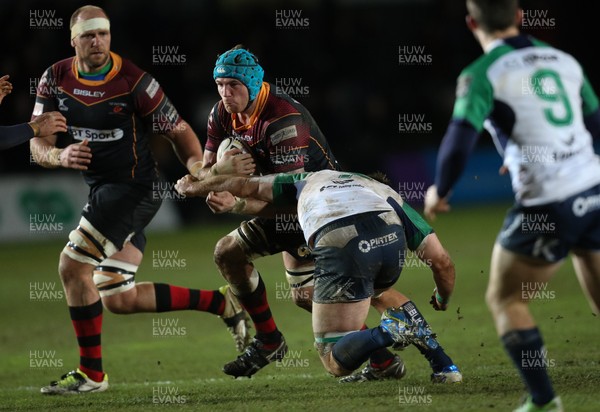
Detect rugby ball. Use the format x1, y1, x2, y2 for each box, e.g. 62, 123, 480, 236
215, 137, 265, 175
216, 137, 247, 161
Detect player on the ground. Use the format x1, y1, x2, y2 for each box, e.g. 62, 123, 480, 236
176, 170, 462, 381
193, 45, 432, 380
424, 0, 600, 410
0, 74, 67, 149
30, 5, 250, 395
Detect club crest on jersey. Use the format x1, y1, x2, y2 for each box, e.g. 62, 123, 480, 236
70, 126, 124, 142
73, 88, 105, 98
108, 102, 128, 114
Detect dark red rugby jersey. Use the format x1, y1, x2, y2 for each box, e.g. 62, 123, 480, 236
32, 52, 183, 186
206, 82, 339, 174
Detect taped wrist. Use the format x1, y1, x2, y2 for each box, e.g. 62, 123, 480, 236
28, 122, 40, 137
32, 146, 63, 168
231, 196, 246, 214
435, 291, 448, 304
189, 161, 203, 179
46, 147, 63, 167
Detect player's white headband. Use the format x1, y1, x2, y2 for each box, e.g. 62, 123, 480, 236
71, 17, 110, 40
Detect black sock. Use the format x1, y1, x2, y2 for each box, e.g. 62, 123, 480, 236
401, 301, 454, 372
369, 347, 396, 368
501, 328, 555, 405
361, 324, 395, 367
331, 327, 394, 371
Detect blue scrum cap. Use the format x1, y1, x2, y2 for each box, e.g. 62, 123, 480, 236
214, 48, 264, 101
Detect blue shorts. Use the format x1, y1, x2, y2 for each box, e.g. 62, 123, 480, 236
498, 183, 600, 262
311, 211, 406, 303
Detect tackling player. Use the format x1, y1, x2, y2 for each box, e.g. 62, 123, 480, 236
425, 1, 600, 410
175, 170, 462, 382
30, 5, 250, 395
193, 45, 430, 381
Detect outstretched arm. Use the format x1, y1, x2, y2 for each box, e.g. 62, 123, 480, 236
175, 174, 276, 203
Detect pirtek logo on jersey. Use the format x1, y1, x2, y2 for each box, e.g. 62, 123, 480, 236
73, 88, 106, 98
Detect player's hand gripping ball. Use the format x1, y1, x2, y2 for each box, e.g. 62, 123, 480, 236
213, 137, 257, 175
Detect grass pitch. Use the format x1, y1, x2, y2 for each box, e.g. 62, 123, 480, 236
0, 204, 598, 411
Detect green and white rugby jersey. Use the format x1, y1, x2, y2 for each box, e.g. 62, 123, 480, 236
273, 170, 396, 243
453, 35, 600, 206
272, 170, 433, 249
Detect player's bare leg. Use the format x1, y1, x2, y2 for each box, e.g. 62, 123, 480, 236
314, 296, 435, 379
313, 300, 371, 376
283, 253, 407, 382
370, 288, 409, 311
571, 249, 600, 314
59, 254, 99, 307
487, 245, 562, 333
486, 244, 562, 408
214, 234, 287, 377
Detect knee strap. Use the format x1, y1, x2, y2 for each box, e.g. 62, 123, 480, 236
286, 265, 315, 289
228, 220, 270, 262
63, 217, 118, 265
93, 258, 138, 297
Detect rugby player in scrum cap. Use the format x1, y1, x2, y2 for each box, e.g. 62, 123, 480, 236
191, 45, 437, 381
